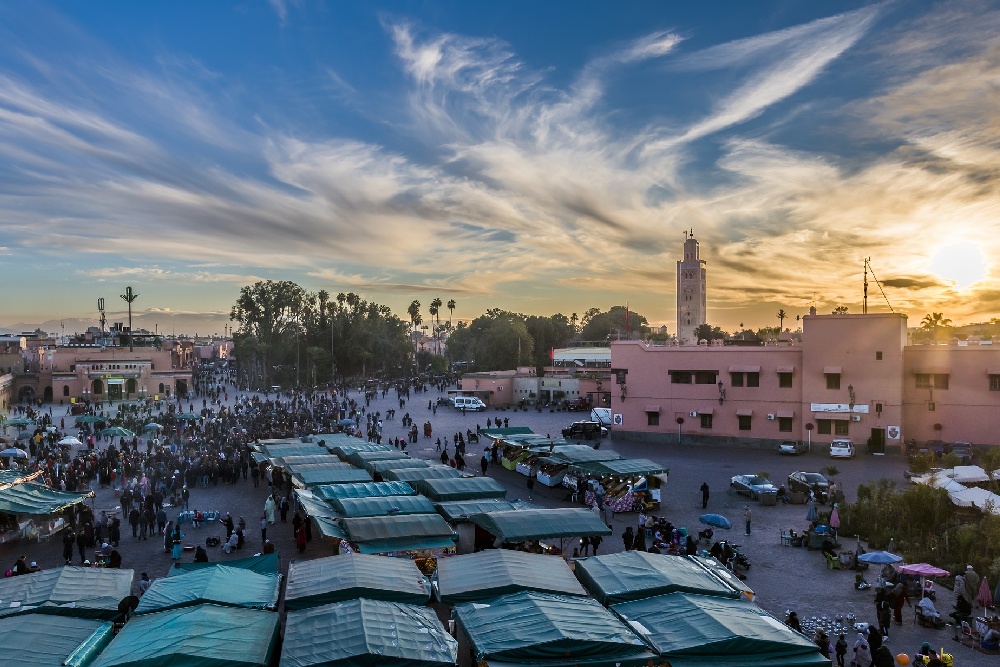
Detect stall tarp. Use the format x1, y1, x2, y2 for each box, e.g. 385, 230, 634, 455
0, 566, 134, 620
0, 470, 34, 489
0, 614, 111, 667
330, 494, 436, 518
165, 553, 279, 577
326, 442, 394, 458
537, 448, 624, 464
454, 591, 654, 666
285, 553, 431, 609
92, 604, 279, 667
293, 466, 372, 487
434, 499, 538, 522
365, 458, 432, 475
135, 566, 280, 614
384, 465, 463, 482
274, 454, 341, 470
295, 490, 340, 519
313, 481, 415, 501
468, 508, 612, 543
257, 444, 325, 458
573, 551, 742, 605
479, 427, 535, 439
610, 592, 827, 667
0, 483, 94, 515
282, 598, 457, 667
346, 450, 411, 467
313, 516, 348, 540
341, 514, 457, 554
435, 549, 586, 604
568, 458, 669, 477
413, 476, 507, 502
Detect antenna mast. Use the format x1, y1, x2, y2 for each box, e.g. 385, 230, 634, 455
864, 258, 895, 314
863, 258, 869, 314
98, 298, 106, 345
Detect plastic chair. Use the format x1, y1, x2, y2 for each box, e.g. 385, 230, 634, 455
780, 530, 792, 546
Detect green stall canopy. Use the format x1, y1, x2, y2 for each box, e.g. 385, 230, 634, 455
365, 458, 432, 476
538, 447, 623, 464
0, 483, 94, 515
92, 604, 278, 667
0, 566, 134, 620
573, 551, 744, 606
326, 442, 394, 459
434, 499, 537, 523
274, 455, 341, 470
567, 458, 669, 477
0, 614, 112, 667
313, 516, 348, 541
346, 450, 411, 468
384, 465, 462, 482
479, 427, 535, 439
135, 565, 281, 614
413, 476, 506, 502
341, 514, 457, 554
282, 599, 457, 667
256, 444, 326, 458
165, 553, 279, 577
610, 592, 828, 667
454, 591, 655, 667
284, 553, 430, 610
330, 494, 436, 518
293, 465, 372, 488
435, 549, 586, 605
468, 508, 612, 544
294, 490, 340, 519
313, 481, 415, 501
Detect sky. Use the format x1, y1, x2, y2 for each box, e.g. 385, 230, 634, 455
2, 0, 1000, 337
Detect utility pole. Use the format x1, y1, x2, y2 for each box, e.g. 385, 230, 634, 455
119, 287, 138, 351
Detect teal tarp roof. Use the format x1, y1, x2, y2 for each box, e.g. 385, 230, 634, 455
454, 591, 654, 667
538, 448, 623, 464
293, 466, 372, 487
479, 427, 535, 439
568, 458, 669, 477
384, 465, 462, 482
0, 470, 33, 488
341, 514, 457, 554
0, 614, 111, 667
313, 516, 348, 540
0, 566, 134, 620
611, 593, 827, 667
257, 444, 325, 458
274, 454, 341, 470
0, 483, 93, 514
574, 551, 743, 606
313, 481, 415, 500
285, 553, 430, 610
469, 508, 612, 543
365, 458, 432, 475
165, 553, 279, 577
413, 476, 506, 501
92, 604, 279, 667
135, 566, 280, 614
330, 494, 436, 518
326, 442, 394, 458
434, 499, 537, 522
435, 550, 586, 604
346, 450, 410, 467
283, 599, 457, 667
295, 490, 339, 519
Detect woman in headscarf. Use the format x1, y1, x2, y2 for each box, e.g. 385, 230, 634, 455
851, 632, 870, 667
170, 523, 184, 560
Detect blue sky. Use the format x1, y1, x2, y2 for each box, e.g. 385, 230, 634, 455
1, 0, 998, 336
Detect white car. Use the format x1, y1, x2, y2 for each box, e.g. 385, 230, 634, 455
829, 439, 856, 459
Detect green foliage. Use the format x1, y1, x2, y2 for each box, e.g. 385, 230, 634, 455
445, 311, 534, 372
907, 453, 935, 477
692, 323, 729, 342
579, 305, 649, 341
524, 314, 574, 371
822, 465, 840, 480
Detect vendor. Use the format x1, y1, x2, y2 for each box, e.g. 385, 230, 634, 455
821, 537, 837, 559
949, 593, 972, 627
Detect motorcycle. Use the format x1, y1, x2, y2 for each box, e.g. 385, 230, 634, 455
697, 527, 714, 543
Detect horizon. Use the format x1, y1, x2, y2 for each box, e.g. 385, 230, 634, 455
1, 1, 999, 334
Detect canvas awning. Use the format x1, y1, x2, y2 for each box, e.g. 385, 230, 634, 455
384, 465, 463, 482
823, 366, 842, 374
0, 483, 93, 515
313, 481, 415, 501
91, 604, 279, 667
912, 367, 950, 375
611, 592, 828, 667
292, 466, 372, 488
468, 508, 612, 543
0, 614, 112, 667
435, 549, 586, 604
294, 490, 340, 519
165, 553, 279, 577
285, 553, 431, 610
539, 447, 624, 464
135, 566, 280, 614
573, 551, 743, 606
567, 458, 669, 478
257, 444, 325, 458
313, 516, 348, 540
346, 450, 411, 467
327, 442, 394, 458
776, 366, 795, 373
454, 591, 654, 666
434, 499, 537, 522
273, 454, 340, 470
282, 599, 457, 667
329, 494, 436, 518
728, 365, 761, 373
365, 458, 432, 476
340, 514, 457, 554
644, 405, 661, 413
413, 476, 507, 502
777, 410, 795, 419
735, 409, 753, 416
697, 408, 715, 415
0, 566, 134, 620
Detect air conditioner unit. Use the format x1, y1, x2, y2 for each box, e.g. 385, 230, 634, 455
689, 411, 698, 418
766, 414, 776, 421
851, 415, 861, 422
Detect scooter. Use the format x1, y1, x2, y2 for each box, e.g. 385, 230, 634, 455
697, 527, 714, 543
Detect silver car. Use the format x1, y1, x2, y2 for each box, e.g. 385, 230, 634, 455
778, 440, 807, 455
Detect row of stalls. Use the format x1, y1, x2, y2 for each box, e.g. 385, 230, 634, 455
912, 465, 1000, 514
0, 469, 95, 544
481, 428, 669, 513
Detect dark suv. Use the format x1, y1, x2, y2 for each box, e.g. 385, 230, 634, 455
945, 441, 974, 465
786, 471, 830, 504
561, 421, 607, 440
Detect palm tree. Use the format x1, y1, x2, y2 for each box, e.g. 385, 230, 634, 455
777, 309, 787, 332
920, 312, 952, 331
447, 299, 456, 329
430, 297, 442, 337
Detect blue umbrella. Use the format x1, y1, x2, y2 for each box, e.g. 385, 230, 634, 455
699, 513, 732, 530
338, 418, 355, 426
857, 550, 903, 564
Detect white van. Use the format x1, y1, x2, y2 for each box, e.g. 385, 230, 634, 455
452, 396, 487, 412
590, 408, 612, 428
829, 439, 856, 459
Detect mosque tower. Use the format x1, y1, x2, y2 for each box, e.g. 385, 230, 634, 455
676, 229, 707, 344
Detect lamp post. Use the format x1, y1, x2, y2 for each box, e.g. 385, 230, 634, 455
120, 286, 139, 352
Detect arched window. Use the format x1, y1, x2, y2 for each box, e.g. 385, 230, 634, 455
62, 385, 70, 396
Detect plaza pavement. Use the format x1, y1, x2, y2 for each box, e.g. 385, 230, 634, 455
1, 384, 980, 663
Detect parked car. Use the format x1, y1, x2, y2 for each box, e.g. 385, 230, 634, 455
829, 439, 855, 459
562, 421, 607, 440
730, 474, 778, 499
946, 441, 974, 465
590, 408, 612, 428
566, 397, 591, 412
778, 440, 807, 455
786, 471, 830, 503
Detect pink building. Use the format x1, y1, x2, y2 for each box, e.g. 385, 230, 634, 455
611, 312, 1000, 449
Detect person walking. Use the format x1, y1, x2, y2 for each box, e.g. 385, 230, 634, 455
744, 505, 752, 535
480, 452, 489, 476
526, 471, 535, 501
260, 516, 267, 543
622, 526, 634, 550
700, 482, 710, 509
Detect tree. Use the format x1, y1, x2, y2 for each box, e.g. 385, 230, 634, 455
430, 298, 442, 336
921, 313, 952, 330
230, 280, 311, 386
525, 314, 574, 372
579, 306, 649, 341
692, 323, 729, 342
777, 309, 787, 331
447, 299, 456, 329
832, 306, 849, 315
445, 310, 533, 371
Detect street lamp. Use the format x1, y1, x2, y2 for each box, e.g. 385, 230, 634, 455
120, 286, 139, 352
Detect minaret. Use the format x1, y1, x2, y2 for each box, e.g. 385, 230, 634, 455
676, 229, 707, 343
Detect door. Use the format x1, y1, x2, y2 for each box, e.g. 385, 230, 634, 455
869, 428, 885, 454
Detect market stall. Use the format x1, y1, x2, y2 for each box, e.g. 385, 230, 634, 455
413, 476, 507, 502
293, 489, 340, 519
0, 482, 94, 543
346, 449, 411, 468
569, 458, 669, 512
291, 464, 372, 489
329, 494, 436, 518
384, 465, 463, 483
434, 549, 586, 605
339, 513, 458, 563
467, 507, 612, 554
434, 499, 537, 523
284, 553, 431, 610
0, 566, 134, 620
165, 552, 279, 578
0, 614, 113, 667
135, 566, 281, 614
364, 458, 432, 479
313, 481, 416, 501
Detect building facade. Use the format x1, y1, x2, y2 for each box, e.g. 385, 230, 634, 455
611, 312, 1000, 449
676, 230, 707, 344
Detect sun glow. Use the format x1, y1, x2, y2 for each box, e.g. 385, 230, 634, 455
929, 242, 987, 288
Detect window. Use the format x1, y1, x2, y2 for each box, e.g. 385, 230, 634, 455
695, 371, 717, 385
738, 415, 752, 431
646, 412, 660, 426
778, 372, 793, 388
990, 375, 1000, 392
915, 373, 930, 388
916, 373, 949, 389
826, 373, 841, 390
834, 421, 850, 436
817, 419, 832, 435
730, 372, 744, 387
778, 417, 793, 432
746, 372, 759, 387
62, 386, 70, 396
928, 402, 935, 412
876, 351, 883, 361
933, 374, 949, 389
670, 371, 692, 384
700, 413, 713, 429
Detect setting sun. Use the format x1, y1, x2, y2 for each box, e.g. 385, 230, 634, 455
929, 241, 988, 288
